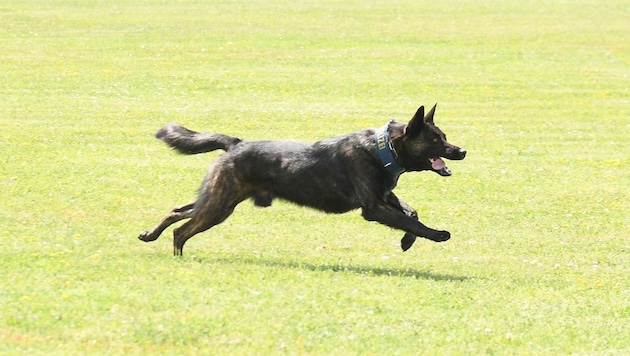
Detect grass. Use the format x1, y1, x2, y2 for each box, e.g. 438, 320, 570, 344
1, 0, 629, 354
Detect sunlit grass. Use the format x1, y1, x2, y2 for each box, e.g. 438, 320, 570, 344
1, 0, 629, 354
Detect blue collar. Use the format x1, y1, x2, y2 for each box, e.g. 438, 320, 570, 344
374, 121, 405, 177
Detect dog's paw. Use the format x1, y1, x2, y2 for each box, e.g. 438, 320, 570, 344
433, 230, 451, 242
401, 234, 417, 252
138, 231, 156, 242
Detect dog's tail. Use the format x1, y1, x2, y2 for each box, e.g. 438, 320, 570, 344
155, 123, 242, 154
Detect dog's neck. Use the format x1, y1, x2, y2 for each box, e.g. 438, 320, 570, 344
374, 121, 406, 177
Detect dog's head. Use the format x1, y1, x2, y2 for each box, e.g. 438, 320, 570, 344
396, 104, 466, 176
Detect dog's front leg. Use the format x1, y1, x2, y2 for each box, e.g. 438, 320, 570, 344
385, 193, 420, 251
361, 199, 450, 245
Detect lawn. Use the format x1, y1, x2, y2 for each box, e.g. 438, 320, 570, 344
1, 0, 629, 354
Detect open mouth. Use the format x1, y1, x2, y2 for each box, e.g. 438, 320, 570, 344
429, 157, 452, 176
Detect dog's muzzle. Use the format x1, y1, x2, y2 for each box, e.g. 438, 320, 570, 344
433, 147, 466, 176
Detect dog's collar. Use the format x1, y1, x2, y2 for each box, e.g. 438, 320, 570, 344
375, 120, 405, 177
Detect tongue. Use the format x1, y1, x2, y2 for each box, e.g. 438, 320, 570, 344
431, 158, 445, 170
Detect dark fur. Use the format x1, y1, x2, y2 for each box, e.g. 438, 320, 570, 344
139, 104, 466, 256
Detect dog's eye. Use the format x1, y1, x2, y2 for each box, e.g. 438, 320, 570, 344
433, 138, 440, 143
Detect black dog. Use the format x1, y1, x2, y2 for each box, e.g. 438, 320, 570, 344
139, 104, 466, 256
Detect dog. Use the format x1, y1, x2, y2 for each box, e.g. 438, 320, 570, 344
139, 104, 466, 256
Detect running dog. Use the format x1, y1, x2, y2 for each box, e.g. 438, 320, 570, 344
139, 104, 466, 256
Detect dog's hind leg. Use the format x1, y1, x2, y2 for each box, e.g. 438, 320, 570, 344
139, 202, 195, 242
172, 173, 248, 256
172, 201, 239, 256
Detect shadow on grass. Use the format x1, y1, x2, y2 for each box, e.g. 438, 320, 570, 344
196, 256, 469, 282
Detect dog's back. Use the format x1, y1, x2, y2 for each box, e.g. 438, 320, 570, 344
198, 131, 377, 214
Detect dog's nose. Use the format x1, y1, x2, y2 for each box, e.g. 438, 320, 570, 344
458, 148, 467, 159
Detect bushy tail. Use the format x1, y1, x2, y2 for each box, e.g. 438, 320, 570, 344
155, 124, 242, 154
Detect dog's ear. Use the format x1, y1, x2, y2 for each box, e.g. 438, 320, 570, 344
423, 103, 437, 125
405, 106, 425, 137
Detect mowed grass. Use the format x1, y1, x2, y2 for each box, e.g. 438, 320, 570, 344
1, 0, 629, 354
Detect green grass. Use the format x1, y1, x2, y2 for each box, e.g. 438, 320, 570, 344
1, 0, 629, 354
